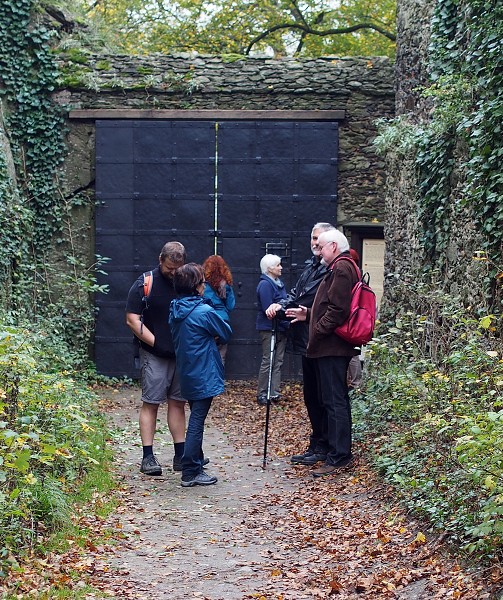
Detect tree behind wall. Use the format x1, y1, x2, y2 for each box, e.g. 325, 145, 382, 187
79, 0, 396, 57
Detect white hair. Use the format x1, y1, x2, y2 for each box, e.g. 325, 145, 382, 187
318, 229, 350, 253
260, 254, 281, 274
311, 222, 335, 235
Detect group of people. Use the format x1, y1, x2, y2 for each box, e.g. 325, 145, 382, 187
259, 223, 360, 475
125, 245, 235, 487
125, 223, 363, 486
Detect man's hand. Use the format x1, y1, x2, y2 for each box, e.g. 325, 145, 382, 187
285, 305, 308, 323
265, 303, 282, 319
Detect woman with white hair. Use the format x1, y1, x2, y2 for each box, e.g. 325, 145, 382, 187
255, 254, 290, 405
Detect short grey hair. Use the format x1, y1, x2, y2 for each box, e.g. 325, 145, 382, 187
260, 254, 281, 274
318, 229, 350, 253
160, 241, 186, 264
311, 222, 335, 235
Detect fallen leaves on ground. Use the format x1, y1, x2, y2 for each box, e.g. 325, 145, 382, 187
2, 381, 501, 599
208, 381, 501, 599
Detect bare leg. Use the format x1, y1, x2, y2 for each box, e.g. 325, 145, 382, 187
167, 399, 186, 443
139, 402, 160, 446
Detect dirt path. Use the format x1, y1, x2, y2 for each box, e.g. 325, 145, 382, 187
90, 385, 497, 600
95, 387, 305, 599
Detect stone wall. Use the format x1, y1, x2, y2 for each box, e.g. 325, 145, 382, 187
54, 53, 395, 227
382, 0, 496, 315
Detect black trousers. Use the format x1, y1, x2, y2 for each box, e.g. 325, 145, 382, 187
314, 355, 353, 465
302, 355, 327, 452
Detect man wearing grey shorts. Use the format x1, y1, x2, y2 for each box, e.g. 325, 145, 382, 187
126, 241, 188, 476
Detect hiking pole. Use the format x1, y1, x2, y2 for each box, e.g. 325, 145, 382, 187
262, 318, 277, 469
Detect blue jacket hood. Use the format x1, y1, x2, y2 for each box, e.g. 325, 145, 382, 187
170, 295, 203, 322
169, 295, 232, 401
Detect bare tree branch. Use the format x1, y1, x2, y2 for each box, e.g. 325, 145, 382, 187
244, 21, 396, 55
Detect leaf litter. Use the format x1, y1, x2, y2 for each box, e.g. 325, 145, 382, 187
2, 381, 500, 599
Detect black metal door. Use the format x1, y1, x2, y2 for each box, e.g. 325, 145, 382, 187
95, 119, 338, 379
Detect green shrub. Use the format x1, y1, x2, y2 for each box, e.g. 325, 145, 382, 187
0, 322, 110, 575
357, 294, 503, 560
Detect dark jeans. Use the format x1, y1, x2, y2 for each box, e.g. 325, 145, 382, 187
302, 355, 328, 452
182, 397, 212, 478
315, 356, 352, 465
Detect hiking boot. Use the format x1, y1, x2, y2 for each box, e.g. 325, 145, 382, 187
140, 454, 162, 476
173, 456, 210, 472
312, 458, 355, 478
181, 472, 218, 487
291, 449, 326, 465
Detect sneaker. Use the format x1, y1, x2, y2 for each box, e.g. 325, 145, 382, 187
140, 454, 162, 476
173, 456, 210, 472
181, 472, 218, 487
257, 394, 268, 406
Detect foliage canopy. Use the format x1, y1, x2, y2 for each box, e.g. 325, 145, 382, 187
77, 0, 396, 57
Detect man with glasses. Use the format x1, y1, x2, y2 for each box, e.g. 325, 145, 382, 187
286, 229, 359, 477
126, 241, 188, 476
266, 222, 335, 464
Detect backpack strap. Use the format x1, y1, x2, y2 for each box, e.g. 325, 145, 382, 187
140, 270, 153, 335
330, 255, 361, 281
142, 271, 153, 304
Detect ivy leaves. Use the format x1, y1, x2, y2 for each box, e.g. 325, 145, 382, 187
0, 0, 66, 244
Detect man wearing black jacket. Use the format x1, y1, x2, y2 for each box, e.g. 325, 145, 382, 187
266, 222, 335, 465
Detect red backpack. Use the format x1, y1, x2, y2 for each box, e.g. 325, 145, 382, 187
330, 256, 377, 346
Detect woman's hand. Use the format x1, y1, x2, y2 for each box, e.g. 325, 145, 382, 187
285, 305, 308, 323
265, 303, 282, 319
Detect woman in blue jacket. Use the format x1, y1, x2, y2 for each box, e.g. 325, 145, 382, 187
169, 263, 232, 487
256, 254, 290, 405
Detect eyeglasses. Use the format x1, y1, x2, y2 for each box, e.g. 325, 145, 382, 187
318, 241, 335, 250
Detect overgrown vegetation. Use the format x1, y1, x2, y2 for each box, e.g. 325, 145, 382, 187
0, 0, 115, 583
355, 293, 502, 560
0, 322, 114, 578
0, 0, 108, 365
368, 0, 503, 563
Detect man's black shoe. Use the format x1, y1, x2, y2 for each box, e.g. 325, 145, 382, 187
291, 449, 314, 463
181, 472, 218, 487
140, 454, 162, 476
257, 395, 268, 406
291, 449, 327, 465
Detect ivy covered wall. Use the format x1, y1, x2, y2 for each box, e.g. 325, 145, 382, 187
378, 0, 503, 323
0, 0, 105, 363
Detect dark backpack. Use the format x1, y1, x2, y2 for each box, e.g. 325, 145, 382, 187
330, 256, 377, 346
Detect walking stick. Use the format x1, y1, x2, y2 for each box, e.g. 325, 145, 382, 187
262, 318, 277, 469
